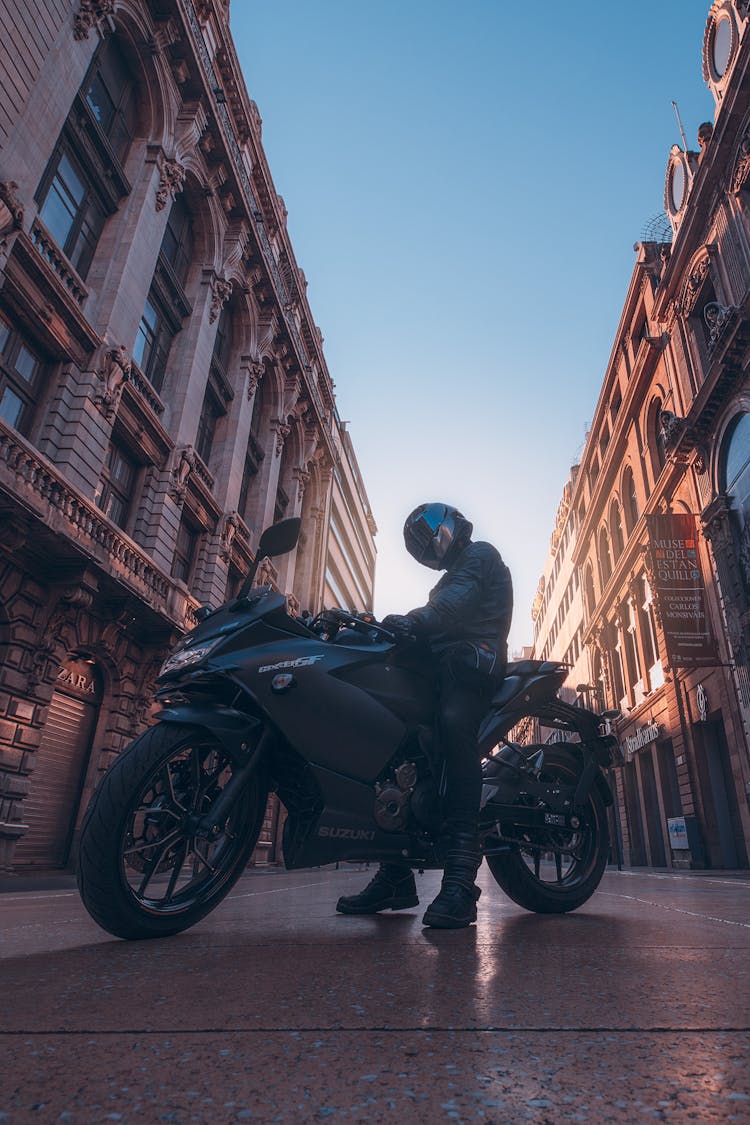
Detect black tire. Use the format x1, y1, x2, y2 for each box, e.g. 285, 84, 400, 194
484, 746, 608, 914
77, 722, 268, 940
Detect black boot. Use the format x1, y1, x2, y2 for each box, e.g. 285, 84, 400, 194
422, 833, 481, 929
336, 863, 419, 915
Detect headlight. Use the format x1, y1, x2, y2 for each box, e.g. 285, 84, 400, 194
159, 638, 222, 677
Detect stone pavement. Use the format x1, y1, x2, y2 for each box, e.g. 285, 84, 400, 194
1, 864, 749, 1123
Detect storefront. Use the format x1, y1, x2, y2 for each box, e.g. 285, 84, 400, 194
13, 655, 103, 868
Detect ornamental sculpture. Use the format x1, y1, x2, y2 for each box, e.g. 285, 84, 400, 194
0, 181, 23, 233
156, 156, 186, 211
73, 0, 115, 40
170, 445, 197, 502
703, 300, 735, 349
95, 346, 132, 421
209, 276, 233, 323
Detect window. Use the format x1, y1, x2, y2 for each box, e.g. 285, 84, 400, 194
239, 445, 259, 520
160, 195, 193, 288
722, 412, 750, 597
37, 149, 107, 279
599, 528, 613, 587
172, 518, 198, 585
0, 314, 45, 436
95, 440, 137, 529
134, 197, 193, 393
133, 294, 173, 393
623, 467, 639, 533
610, 501, 624, 560
211, 304, 233, 378
35, 36, 136, 282
195, 386, 223, 465
84, 36, 136, 162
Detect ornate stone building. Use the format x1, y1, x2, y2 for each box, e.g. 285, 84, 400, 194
535, 0, 750, 870
0, 0, 376, 870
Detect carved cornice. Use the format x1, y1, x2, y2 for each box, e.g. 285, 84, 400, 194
674, 248, 712, 318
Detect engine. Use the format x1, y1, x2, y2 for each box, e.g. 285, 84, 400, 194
373, 761, 417, 831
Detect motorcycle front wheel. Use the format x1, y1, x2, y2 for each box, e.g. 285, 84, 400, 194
77, 722, 268, 940
484, 745, 609, 913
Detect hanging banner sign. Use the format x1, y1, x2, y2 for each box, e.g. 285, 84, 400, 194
646, 513, 720, 667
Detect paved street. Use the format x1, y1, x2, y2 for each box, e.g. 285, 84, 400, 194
1, 864, 749, 1124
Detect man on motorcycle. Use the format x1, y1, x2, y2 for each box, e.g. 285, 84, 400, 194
336, 503, 513, 929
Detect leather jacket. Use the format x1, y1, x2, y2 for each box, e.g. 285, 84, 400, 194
406, 540, 513, 668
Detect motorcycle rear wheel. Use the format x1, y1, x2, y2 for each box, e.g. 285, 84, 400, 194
77, 722, 268, 940
484, 745, 609, 913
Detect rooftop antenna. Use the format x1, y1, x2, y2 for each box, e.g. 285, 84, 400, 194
672, 99, 690, 155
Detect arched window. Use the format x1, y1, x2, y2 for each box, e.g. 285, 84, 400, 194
610, 500, 624, 560
599, 527, 613, 587
623, 467, 639, 533
584, 563, 596, 619
721, 412, 750, 596
648, 398, 667, 478
35, 35, 137, 280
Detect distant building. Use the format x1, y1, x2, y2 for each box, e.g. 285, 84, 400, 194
0, 0, 375, 870
531, 468, 588, 694
536, 2, 750, 870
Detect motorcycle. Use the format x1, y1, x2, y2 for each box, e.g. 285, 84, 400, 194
77, 517, 621, 940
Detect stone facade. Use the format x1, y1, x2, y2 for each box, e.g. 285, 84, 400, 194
534, 1, 750, 870
0, 0, 376, 870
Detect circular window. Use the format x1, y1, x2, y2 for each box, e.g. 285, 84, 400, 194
712, 15, 733, 78
723, 412, 750, 491
670, 159, 686, 213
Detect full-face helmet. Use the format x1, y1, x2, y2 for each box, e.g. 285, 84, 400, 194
403, 503, 473, 570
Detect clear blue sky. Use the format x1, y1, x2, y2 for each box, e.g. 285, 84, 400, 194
230, 1, 714, 653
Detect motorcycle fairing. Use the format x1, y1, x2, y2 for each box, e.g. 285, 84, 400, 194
222, 636, 427, 784
281, 761, 416, 869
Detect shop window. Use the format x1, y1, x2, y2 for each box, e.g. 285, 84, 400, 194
95, 439, 138, 530
0, 314, 45, 437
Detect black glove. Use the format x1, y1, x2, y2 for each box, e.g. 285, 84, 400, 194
382, 613, 416, 638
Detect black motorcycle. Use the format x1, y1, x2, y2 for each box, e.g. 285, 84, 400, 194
77, 517, 621, 940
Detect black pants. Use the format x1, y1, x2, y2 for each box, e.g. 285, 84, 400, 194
436, 656, 496, 835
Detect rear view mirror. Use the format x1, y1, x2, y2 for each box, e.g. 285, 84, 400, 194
238, 517, 302, 599
256, 516, 301, 560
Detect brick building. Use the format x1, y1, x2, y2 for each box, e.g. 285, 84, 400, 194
0, 0, 376, 871
533, 0, 750, 870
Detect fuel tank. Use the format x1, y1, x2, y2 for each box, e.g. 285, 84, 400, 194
217, 632, 434, 784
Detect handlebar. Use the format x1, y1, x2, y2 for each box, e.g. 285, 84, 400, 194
311, 608, 407, 644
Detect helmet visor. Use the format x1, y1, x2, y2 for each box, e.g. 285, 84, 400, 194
407, 504, 449, 562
